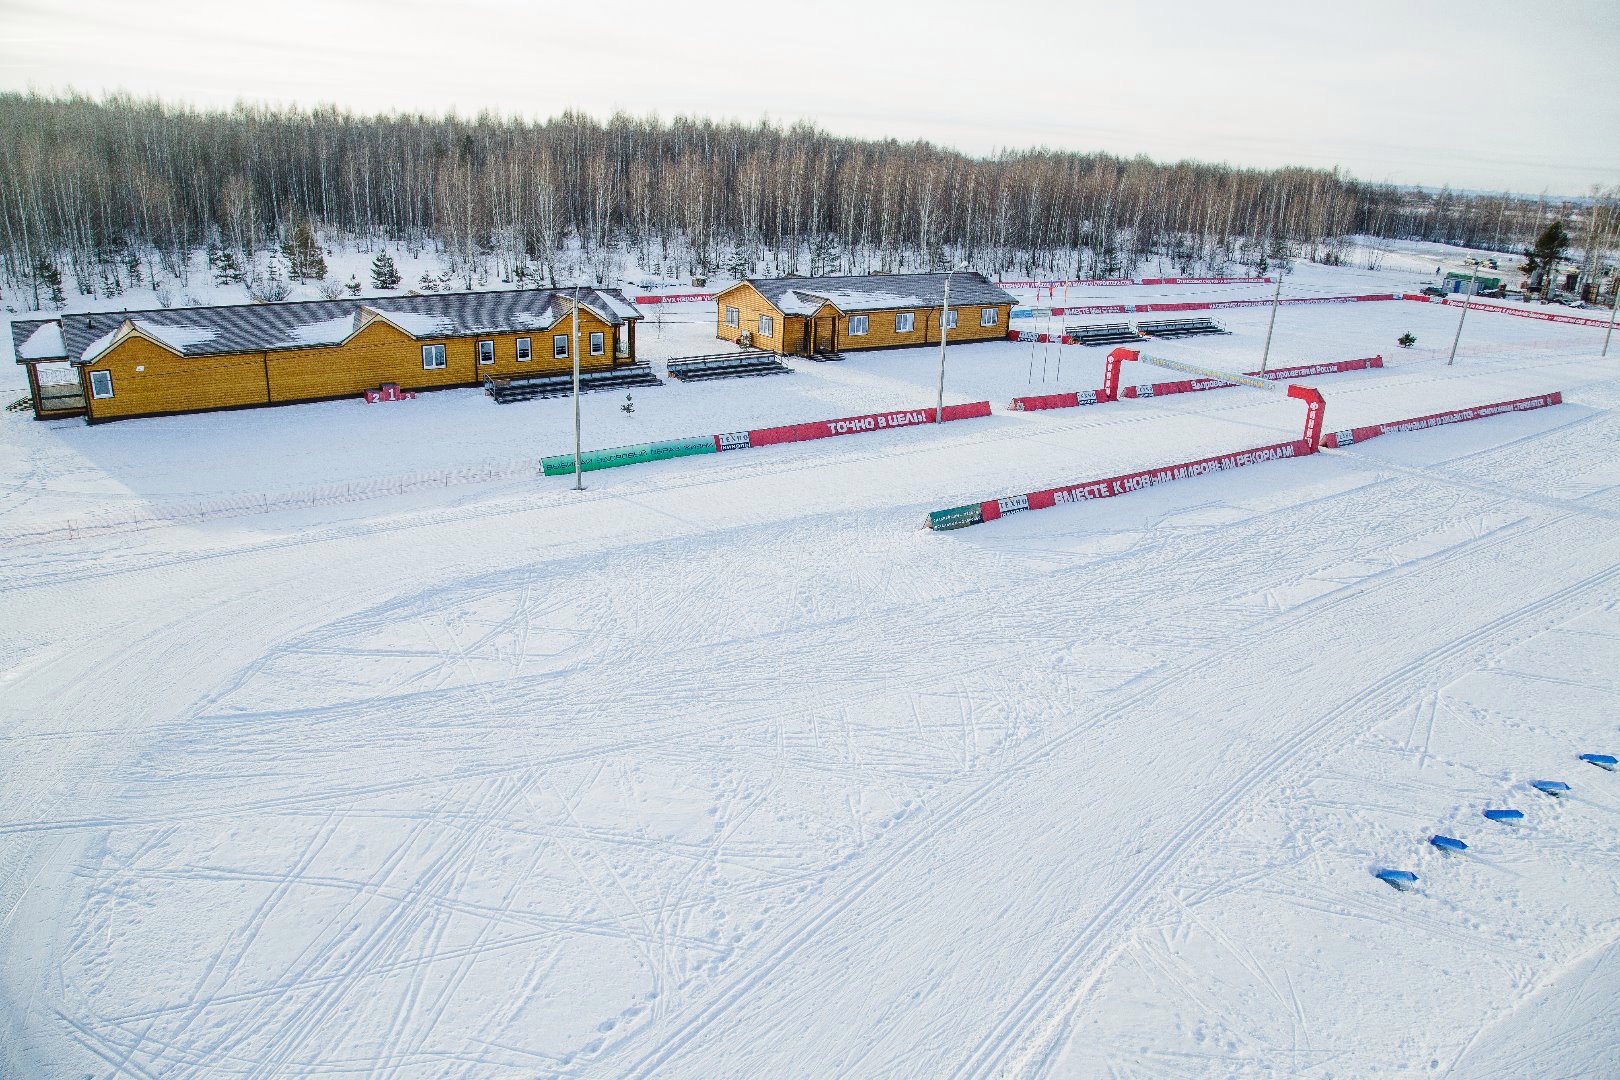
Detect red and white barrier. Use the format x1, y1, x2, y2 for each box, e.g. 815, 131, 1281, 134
1123, 356, 1383, 399
1431, 298, 1615, 329
715, 401, 991, 452
1321, 393, 1564, 448
1104, 347, 1326, 448
998, 276, 1273, 290
997, 439, 1311, 518
1008, 390, 1103, 411
633, 292, 718, 305
1012, 294, 1402, 325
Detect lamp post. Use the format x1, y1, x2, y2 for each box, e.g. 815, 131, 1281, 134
1258, 267, 1285, 373
1446, 259, 1481, 367
1603, 274, 1618, 358
935, 262, 967, 423
572, 283, 583, 490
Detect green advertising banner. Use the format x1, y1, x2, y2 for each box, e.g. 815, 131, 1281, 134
926, 503, 986, 531
540, 436, 718, 476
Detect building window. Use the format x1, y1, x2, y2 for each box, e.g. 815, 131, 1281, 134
590, 331, 605, 356
477, 340, 495, 365
89, 370, 114, 399
422, 344, 447, 370
726, 306, 740, 328
553, 335, 569, 359
758, 314, 774, 338
895, 312, 915, 333
980, 307, 998, 327
848, 315, 869, 336
516, 337, 531, 362
944, 309, 958, 329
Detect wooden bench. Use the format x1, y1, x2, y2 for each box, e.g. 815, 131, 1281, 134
485, 361, 663, 404
1062, 323, 1142, 346
1135, 317, 1229, 339
665, 351, 792, 382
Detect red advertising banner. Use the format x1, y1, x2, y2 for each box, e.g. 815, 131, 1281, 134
1321, 393, 1564, 448
1009, 390, 1100, 411
1121, 355, 1383, 399
977, 439, 1311, 522
1433, 298, 1614, 328
728, 400, 992, 451
633, 293, 718, 305
1139, 276, 1272, 285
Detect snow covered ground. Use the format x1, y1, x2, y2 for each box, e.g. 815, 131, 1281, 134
2, 252, 1619, 1078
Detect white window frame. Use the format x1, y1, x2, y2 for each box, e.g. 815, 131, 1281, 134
726, 306, 740, 328
516, 337, 531, 362
477, 339, 495, 365
553, 335, 569, 359
89, 369, 114, 399
980, 307, 998, 327
944, 309, 958, 329
895, 312, 915, 333
421, 343, 447, 370
758, 314, 774, 338
589, 331, 605, 356
848, 315, 869, 336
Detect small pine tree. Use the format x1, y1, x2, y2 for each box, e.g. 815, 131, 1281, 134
416, 271, 439, 293
725, 245, 749, 279
346, 275, 362, 296
38, 256, 66, 308
1398, 332, 1417, 348
621, 393, 635, 416
281, 221, 327, 282
211, 247, 244, 285
1521, 220, 1570, 293
370, 250, 401, 289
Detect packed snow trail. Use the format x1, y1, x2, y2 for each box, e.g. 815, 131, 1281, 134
1, 305, 1617, 1077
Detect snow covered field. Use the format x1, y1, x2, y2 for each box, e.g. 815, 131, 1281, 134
2, 256, 1619, 1078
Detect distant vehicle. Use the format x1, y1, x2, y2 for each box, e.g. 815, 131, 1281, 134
1421, 286, 1445, 298
1486, 259, 1499, 270
1549, 294, 1585, 308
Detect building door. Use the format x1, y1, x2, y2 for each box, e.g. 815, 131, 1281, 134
814, 316, 835, 354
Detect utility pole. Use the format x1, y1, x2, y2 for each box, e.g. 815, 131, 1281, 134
1603, 273, 1618, 357
1259, 189, 1288, 373
1259, 268, 1285, 373
935, 264, 964, 423
1447, 259, 1481, 367
572, 283, 583, 490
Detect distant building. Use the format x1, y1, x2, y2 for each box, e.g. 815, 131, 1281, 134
714, 272, 1017, 356
1443, 271, 1504, 297
11, 287, 641, 423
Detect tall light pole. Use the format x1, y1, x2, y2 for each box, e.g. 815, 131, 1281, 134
1258, 268, 1285, 373
935, 262, 967, 423
572, 283, 583, 490
1603, 274, 1618, 358
1447, 259, 1481, 367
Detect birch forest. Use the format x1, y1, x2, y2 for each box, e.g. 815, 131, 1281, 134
2, 92, 1615, 310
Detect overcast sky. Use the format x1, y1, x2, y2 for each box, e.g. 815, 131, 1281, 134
2, 0, 1616, 195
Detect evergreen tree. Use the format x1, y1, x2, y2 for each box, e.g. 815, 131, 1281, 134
281, 221, 327, 282
369, 250, 401, 289
1520, 220, 1570, 292
346, 275, 362, 296
416, 271, 439, 293
210, 246, 244, 285
724, 245, 749, 279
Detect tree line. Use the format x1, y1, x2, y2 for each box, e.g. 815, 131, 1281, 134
1, 91, 1614, 311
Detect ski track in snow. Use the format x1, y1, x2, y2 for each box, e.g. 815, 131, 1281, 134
2, 274, 1618, 1079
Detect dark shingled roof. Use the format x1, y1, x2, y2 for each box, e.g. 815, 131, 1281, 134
11, 286, 641, 365
740, 271, 1017, 315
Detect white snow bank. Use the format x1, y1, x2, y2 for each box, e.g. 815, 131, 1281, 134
283, 313, 359, 347
368, 309, 453, 338
16, 322, 65, 360
132, 321, 218, 354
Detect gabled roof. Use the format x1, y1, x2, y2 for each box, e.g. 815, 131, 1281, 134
734, 271, 1017, 316
11, 285, 641, 365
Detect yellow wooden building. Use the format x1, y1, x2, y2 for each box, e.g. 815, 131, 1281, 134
713, 271, 1016, 357
10, 286, 642, 423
